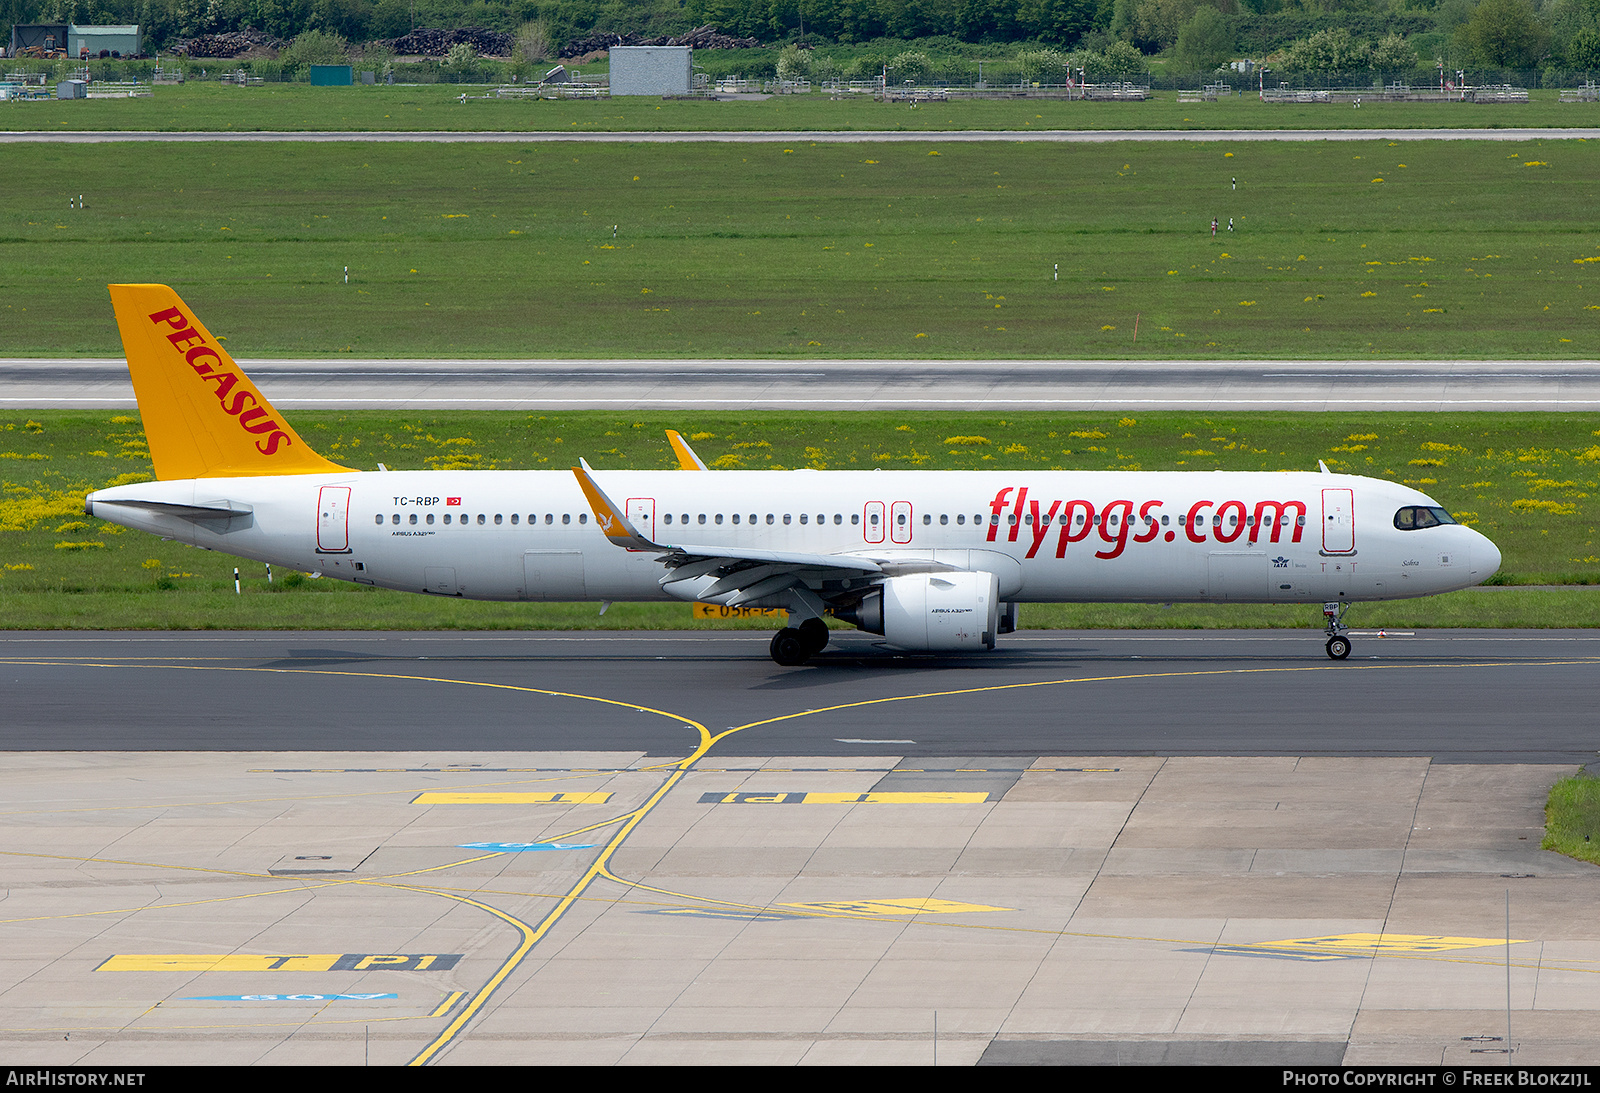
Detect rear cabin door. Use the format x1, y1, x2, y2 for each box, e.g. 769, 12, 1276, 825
1321, 488, 1355, 554
316, 486, 351, 554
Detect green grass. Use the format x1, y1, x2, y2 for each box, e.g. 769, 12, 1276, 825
6, 139, 1600, 359
4, 408, 1600, 629
5, 81, 1599, 132
1542, 772, 1600, 866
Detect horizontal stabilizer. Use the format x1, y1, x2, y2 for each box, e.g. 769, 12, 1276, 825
87, 497, 253, 521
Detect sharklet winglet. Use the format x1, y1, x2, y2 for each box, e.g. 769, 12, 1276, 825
666, 430, 709, 471
571, 466, 659, 551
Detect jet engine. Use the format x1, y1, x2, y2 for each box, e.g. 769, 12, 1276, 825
835, 571, 1000, 651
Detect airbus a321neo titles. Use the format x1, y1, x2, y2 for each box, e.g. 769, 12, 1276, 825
85, 285, 1502, 665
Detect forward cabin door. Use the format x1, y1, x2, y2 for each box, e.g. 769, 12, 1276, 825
626, 497, 655, 543
1321, 488, 1355, 554
316, 485, 351, 554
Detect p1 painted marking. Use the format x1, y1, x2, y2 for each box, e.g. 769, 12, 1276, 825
699, 791, 991, 804
782, 898, 1010, 916
459, 841, 598, 852
1209, 933, 1529, 962
184, 993, 399, 1001
643, 896, 1011, 921
98, 953, 462, 972
412, 792, 613, 804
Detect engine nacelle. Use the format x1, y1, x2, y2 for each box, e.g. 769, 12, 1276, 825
837, 571, 1000, 652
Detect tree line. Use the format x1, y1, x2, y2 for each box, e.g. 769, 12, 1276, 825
6, 0, 1597, 73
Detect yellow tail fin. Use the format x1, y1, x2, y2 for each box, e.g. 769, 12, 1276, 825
109, 284, 349, 481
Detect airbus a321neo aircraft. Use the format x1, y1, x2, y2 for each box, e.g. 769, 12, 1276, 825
85, 285, 1502, 666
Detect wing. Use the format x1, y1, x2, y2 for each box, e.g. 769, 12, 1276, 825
571, 466, 892, 606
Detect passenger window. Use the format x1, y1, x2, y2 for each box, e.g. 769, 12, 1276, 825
511, 514, 519, 525
732, 514, 740, 525
391, 514, 400, 525
869, 513, 879, 525
800, 513, 809, 524
444, 514, 452, 525
374, 514, 383, 525
409, 513, 418, 525
579, 513, 587, 524
782, 514, 790, 525
851, 514, 859, 525
768, 514, 776, 525
563, 514, 571, 525
834, 514, 842, 525
545, 514, 554, 524
478, 514, 487, 525
939, 514, 947, 525
664, 514, 673, 525
749, 514, 756, 524
715, 514, 723, 525
494, 514, 503, 525
427, 514, 434, 525
956, 514, 965, 525
699, 514, 707, 524
925, 514, 933, 525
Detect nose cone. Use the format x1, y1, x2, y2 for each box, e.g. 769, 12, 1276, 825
1472, 529, 1502, 582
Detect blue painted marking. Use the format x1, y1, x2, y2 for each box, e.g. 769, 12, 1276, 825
185, 993, 398, 1001
458, 841, 597, 852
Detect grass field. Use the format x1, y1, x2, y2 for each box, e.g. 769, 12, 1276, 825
5, 81, 1600, 133
3, 408, 1598, 630
1543, 772, 1600, 866
6, 138, 1600, 359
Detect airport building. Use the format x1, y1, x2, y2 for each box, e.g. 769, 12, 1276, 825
8, 23, 142, 58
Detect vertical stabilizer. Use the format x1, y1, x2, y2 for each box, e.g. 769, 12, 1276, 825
108, 284, 349, 480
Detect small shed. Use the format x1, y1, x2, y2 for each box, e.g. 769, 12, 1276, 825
609, 46, 690, 96
309, 64, 353, 86
68, 25, 141, 57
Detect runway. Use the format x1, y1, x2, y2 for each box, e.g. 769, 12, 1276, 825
7, 358, 1600, 411
6, 630, 1599, 763
4, 629, 1598, 1065
6, 127, 1600, 143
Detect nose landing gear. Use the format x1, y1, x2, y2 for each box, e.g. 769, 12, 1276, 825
1323, 601, 1351, 660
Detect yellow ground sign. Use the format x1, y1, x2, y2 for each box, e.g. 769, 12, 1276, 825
693, 603, 787, 619
98, 953, 460, 972
411, 792, 613, 804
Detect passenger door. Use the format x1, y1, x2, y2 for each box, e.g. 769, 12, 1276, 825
1321, 488, 1355, 554
316, 485, 351, 554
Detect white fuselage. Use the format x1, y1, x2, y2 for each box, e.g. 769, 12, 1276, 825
86, 468, 1500, 606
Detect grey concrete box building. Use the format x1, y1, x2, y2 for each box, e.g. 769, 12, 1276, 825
609, 45, 691, 96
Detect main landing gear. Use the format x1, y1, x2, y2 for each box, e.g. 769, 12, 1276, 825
1323, 601, 1351, 660
770, 617, 830, 666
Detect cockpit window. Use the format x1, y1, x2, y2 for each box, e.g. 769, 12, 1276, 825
1393, 506, 1458, 530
